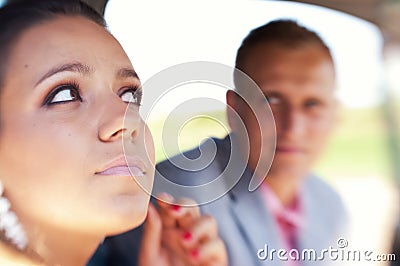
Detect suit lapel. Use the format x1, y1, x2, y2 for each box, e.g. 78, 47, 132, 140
216, 135, 284, 265
228, 171, 283, 265
299, 176, 328, 250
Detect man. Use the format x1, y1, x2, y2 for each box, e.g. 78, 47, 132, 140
89, 19, 348, 266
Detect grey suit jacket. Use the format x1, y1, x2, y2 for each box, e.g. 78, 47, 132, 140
155, 135, 349, 266
89, 135, 348, 266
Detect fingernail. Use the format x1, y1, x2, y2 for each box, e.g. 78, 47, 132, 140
182, 231, 192, 241
158, 192, 174, 202
171, 204, 180, 211
190, 249, 199, 259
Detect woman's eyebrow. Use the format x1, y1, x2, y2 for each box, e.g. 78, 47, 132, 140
35, 62, 92, 86
116, 68, 139, 80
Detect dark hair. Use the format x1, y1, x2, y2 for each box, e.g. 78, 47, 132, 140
235, 19, 333, 72
0, 0, 107, 89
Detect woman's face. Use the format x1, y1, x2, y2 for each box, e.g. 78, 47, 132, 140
0, 16, 154, 236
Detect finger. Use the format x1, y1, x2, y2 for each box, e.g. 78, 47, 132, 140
173, 198, 200, 230
156, 192, 175, 208
181, 215, 218, 250
195, 238, 228, 266
138, 204, 163, 263
157, 195, 199, 217
157, 195, 201, 231
156, 193, 179, 229
161, 227, 188, 259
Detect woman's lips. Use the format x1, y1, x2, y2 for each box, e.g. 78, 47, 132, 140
128, 166, 146, 177
97, 165, 145, 177
96, 155, 146, 177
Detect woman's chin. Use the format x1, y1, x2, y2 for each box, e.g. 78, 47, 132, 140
103, 194, 150, 235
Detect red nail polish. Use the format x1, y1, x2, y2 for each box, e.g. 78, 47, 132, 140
182, 231, 192, 241
171, 204, 180, 211
190, 249, 199, 259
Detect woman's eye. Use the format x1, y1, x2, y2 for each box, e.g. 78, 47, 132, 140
43, 84, 82, 106
120, 87, 142, 106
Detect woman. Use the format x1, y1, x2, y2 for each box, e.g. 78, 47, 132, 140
0, 0, 226, 265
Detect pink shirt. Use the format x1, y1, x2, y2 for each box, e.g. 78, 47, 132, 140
260, 184, 304, 265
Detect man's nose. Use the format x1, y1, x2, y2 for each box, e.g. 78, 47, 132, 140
279, 107, 306, 140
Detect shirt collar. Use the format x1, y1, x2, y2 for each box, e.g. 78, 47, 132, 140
260, 183, 305, 229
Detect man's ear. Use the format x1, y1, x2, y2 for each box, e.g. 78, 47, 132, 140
331, 97, 341, 131
226, 90, 239, 131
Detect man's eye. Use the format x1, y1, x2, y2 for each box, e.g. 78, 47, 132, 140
266, 96, 281, 105
43, 84, 82, 106
304, 99, 321, 108
120, 87, 142, 106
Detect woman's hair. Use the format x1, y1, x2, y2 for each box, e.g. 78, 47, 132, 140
0, 0, 107, 89
235, 19, 333, 71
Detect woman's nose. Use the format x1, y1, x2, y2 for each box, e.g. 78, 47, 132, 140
97, 97, 140, 143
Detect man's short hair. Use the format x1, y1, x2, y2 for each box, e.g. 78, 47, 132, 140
235, 19, 333, 72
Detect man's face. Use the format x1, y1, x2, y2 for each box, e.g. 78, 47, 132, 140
228, 43, 337, 180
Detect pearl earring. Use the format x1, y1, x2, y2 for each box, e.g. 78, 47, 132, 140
0, 180, 28, 250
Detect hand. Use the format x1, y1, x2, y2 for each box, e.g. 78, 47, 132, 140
139, 194, 227, 266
